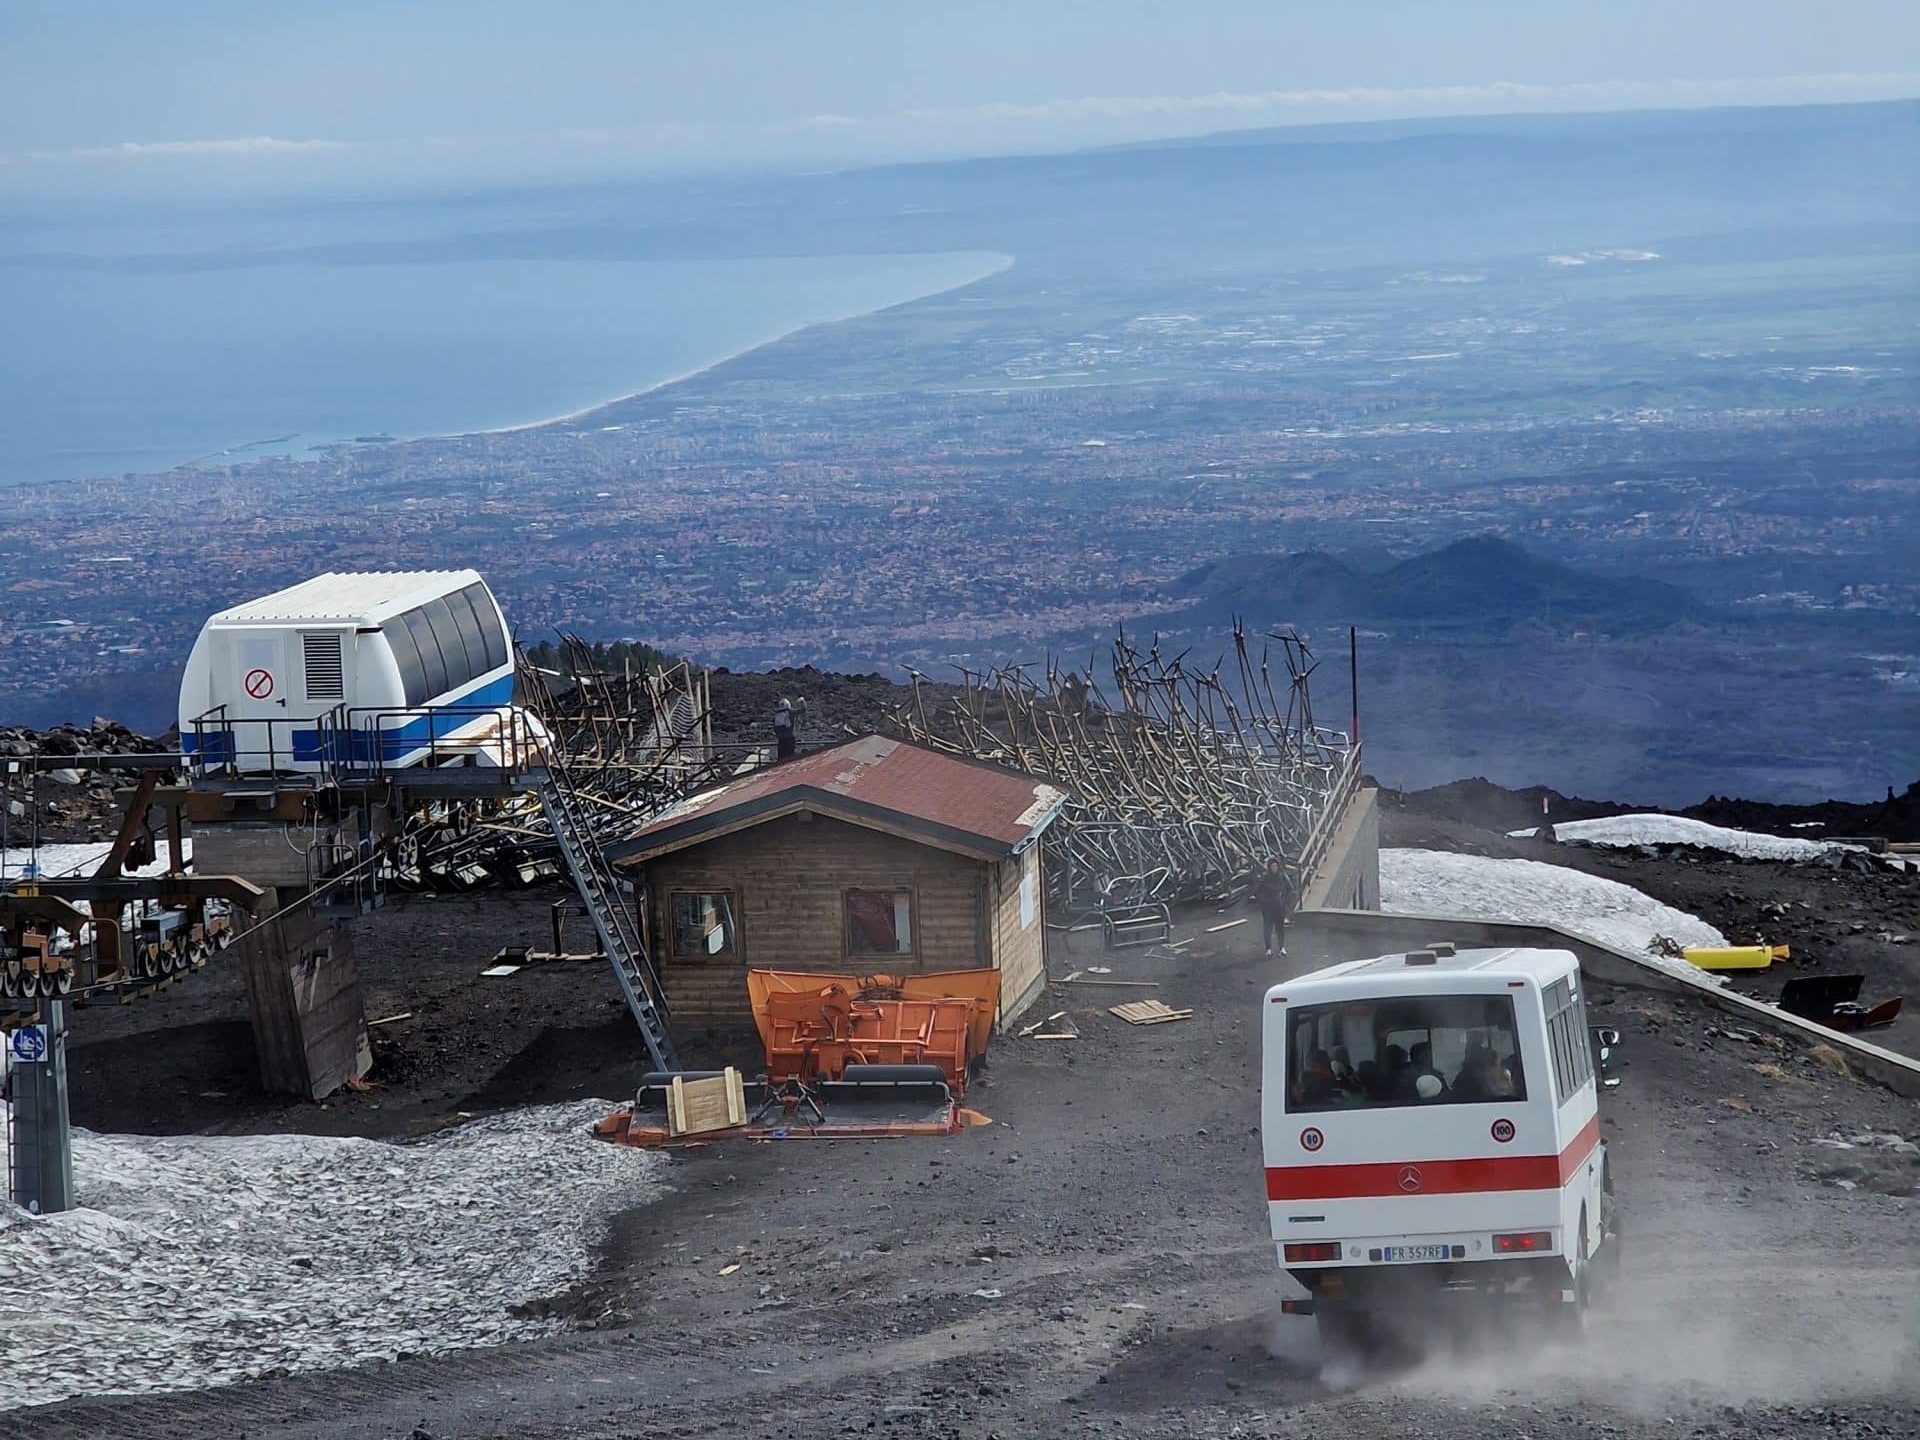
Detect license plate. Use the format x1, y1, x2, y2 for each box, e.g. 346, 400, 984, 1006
1381, 1244, 1450, 1263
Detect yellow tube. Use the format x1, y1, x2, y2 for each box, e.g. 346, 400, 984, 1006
1681, 945, 1776, 971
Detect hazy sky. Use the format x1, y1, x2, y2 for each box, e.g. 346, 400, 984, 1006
4, 1, 1917, 202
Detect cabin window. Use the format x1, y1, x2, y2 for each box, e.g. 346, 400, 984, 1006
443, 594, 489, 685
421, 597, 477, 687
459, 583, 509, 670
846, 889, 914, 957
399, 609, 449, 697
376, 586, 509, 709
1284, 995, 1526, 1112
671, 892, 736, 959
384, 620, 430, 707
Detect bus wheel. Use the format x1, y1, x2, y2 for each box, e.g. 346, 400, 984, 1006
1548, 1210, 1591, 1340
1598, 1188, 1623, 1290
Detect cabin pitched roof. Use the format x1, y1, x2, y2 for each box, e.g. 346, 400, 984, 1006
606, 734, 1069, 865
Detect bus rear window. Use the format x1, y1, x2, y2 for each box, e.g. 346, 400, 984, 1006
1285, 995, 1527, 1112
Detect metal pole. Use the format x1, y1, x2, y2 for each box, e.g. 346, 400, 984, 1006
1349, 626, 1359, 743
7, 1000, 74, 1214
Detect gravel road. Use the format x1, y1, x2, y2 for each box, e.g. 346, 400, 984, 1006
18, 904, 1917, 1439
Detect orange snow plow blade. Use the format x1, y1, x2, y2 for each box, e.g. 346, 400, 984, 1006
747, 966, 999, 1093
593, 967, 1000, 1149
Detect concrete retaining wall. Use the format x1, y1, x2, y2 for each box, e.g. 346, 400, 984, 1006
1299, 785, 1380, 912
1291, 906, 1920, 1100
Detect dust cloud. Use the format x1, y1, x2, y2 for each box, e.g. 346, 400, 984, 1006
1393, 1199, 1920, 1411
1263, 1196, 1920, 1410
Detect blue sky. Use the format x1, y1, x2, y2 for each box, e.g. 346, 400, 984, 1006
3, 1, 1917, 200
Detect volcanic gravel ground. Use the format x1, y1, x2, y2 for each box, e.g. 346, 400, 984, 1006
18, 898, 1917, 1439
62, 892, 669, 1140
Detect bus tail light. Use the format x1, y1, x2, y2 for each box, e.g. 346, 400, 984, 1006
1283, 1242, 1343, 1263
1493, 1231, 1554, 1254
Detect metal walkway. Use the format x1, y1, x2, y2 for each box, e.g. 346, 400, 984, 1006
533, 766, 680, 1073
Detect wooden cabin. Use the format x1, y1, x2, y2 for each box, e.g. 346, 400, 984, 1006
606, 735, 1067, 1031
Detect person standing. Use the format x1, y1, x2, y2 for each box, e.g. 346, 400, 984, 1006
773, 696, 796, 760
1255, 857, 1295, 958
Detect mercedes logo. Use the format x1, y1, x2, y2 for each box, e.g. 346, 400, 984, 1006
1397, 1165, 1424, 1193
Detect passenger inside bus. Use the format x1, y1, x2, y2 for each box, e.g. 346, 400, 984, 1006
1451, 1041, 1515, 1100
1287, 995, 1527, 1111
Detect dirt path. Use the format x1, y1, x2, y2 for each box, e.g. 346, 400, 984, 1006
18, 913, 1917, 1439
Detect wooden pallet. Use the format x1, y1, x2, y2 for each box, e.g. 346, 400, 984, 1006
667, 1068, 749, 1137
1109, 999, 1194, 1026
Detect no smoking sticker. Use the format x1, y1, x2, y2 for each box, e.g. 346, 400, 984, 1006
244, 668, 275, 700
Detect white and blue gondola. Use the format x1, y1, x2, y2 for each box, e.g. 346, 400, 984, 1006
178, 570, 518, 776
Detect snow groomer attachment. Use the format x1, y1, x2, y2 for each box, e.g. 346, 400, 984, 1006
593, 967, 997, 1146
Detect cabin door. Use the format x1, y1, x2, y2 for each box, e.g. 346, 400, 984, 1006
225, 631, 291, 770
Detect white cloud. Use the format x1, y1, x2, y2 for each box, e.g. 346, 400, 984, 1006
804, 113, 861, 128
906, 71, 1920, 126
20, 135, 349, 164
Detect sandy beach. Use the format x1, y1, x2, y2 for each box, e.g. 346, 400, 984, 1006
461, 251, 1012, 441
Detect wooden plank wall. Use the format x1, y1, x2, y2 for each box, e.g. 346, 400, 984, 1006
235, 889, 371, 1100
990, 846, 1047, 1028
641, 813, 991, 1025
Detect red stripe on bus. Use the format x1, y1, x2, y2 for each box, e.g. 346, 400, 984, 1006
1265, 1115, 1601, 1201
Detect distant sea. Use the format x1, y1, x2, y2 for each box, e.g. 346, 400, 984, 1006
0, 211, 1007, 487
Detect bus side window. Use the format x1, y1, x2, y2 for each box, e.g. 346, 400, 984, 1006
1570, 985, 1594, 1087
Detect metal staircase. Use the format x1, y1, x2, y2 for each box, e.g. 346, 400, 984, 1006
533, 765, 680, 1073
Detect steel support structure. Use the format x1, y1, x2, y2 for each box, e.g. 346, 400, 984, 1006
4, 1000, 73, 1214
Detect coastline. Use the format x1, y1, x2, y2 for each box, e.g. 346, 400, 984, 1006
451, 250, 1014, 443
1, 248, 1014, 489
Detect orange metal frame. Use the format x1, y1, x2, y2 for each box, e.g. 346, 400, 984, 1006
745, 967, 999, 1093
592, 967, 1001, 1149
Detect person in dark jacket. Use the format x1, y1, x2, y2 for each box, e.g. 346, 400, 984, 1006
773, 696, 796, 759
1255, 858, 1295, 958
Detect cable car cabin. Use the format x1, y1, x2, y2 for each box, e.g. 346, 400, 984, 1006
179, 570, 518, 777
1261, 947, 1619, 1348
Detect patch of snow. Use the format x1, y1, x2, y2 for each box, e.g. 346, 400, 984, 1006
0, 1101, 662, 1408
1380, 848, 1726, 984
1507, 814, 1859, 861
0, 838, 190, 882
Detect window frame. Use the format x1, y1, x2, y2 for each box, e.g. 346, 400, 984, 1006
844, 886, 917, 960
668, 889, 738, 961
1541, 976, 1591, 1105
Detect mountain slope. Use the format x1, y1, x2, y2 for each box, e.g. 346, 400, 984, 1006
1174, 536, 1705, 632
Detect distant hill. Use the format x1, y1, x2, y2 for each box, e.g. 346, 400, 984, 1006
1173, 536, 1705, 633
1107, 99, 1920, 154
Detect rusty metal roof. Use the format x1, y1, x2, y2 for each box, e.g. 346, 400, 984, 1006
607, 735, 1069, 866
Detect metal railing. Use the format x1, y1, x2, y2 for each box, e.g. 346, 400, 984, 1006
186, 702, 547, 785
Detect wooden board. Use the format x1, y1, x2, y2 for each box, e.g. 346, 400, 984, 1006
1109, 1000, 1195, 1026
1052, 969, 1158, 988
667, 1068, 749, 1137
